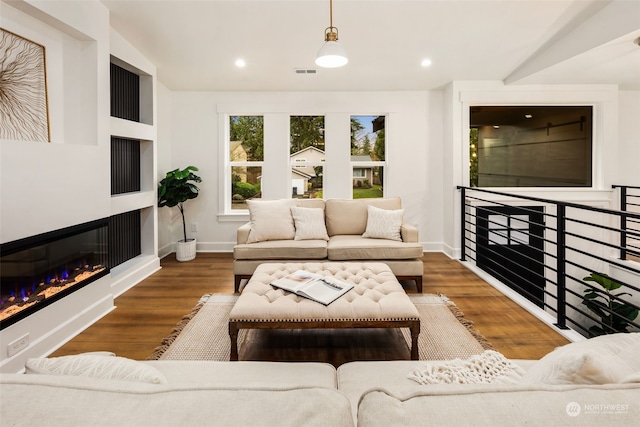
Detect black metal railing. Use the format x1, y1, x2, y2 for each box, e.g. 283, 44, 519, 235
613, 185, 640, 261
458, 185, 640, 338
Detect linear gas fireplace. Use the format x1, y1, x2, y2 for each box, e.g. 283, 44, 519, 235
0, 219, 109, 330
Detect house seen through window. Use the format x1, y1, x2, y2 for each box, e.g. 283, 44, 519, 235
290, 116, 325, 198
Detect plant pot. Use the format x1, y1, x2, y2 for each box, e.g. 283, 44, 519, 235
176, 238, 197, 262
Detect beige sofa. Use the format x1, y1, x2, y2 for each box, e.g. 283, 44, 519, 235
233, 197, 424, 292
0, 360, 352, 427
2, 334, 639, 426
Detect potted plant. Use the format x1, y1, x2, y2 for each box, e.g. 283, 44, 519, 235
581, 272, 638, 336
158, 166, 202, 261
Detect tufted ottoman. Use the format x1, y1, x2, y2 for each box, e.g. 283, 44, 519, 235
228, 262, 420, 361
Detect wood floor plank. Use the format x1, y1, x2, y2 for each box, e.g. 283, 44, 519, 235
52, 252, 570, 361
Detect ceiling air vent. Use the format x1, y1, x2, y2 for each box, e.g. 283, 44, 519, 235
294, 68, 318, 74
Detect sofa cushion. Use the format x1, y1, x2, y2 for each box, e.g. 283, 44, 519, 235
520, 332, 640, 385
234, 239, 328, 260
291, 207, 330, 241
0, 374, 354, 427
325, 198, 402, 236
362, 205, 404, 241
246, 199, 297, 243
356, 384, 640, 427
337, 359, 535, 425
327, 235, 423, 260
26, 354, 167, 384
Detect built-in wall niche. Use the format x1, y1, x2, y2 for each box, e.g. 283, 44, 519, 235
110, 56, 153, 125
111, 137, 140, 195
109, 210, 141, 268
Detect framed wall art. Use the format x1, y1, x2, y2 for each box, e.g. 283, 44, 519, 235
0, 28, 50, 142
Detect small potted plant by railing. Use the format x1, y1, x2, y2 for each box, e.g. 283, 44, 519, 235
581, 272, 639, 336
158, 166, 202, 262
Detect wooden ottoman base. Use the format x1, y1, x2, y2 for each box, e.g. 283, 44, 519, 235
229, 262, 421, 361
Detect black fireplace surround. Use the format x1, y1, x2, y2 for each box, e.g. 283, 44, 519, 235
0, 219, 109, 330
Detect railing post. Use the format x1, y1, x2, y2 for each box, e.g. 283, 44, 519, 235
555, 203, 568, 329
620, 186, 627, 260
460, 187, 466, 261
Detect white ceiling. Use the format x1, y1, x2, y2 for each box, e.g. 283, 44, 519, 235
102, 0, 640, 92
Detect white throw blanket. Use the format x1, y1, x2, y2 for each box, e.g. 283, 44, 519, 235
407, 350, 525, 385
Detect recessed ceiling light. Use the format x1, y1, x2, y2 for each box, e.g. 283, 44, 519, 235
235, 59, 246, 68
525, 114, 533, 119
421, 58, 432, 67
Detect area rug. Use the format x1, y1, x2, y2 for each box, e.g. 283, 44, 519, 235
148, 293, 494, 361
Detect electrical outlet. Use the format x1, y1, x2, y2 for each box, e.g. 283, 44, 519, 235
7, 333, 29, 357
191, 222, 198, 233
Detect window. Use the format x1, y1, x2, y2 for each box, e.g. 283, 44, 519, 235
488, 214, 530, 245
229, 116, 263, 210
290, 116, 325, 199
470, 106, 593, 187
222, 112, 391, 213
351, 115, 385, 198
353, 168, 366, 178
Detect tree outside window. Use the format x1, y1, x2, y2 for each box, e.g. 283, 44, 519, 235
351, 115, 385, 198
229, 116, 263, 209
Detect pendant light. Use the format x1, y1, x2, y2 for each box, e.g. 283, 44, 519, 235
315, 0, 348, 68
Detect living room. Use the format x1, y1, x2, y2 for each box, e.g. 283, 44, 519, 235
1, 0, 639, 423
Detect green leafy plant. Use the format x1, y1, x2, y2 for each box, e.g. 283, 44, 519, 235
581, 272, 638, 336
158, 166, 202, 242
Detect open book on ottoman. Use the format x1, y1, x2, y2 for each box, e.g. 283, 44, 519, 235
271, 270, 354, 305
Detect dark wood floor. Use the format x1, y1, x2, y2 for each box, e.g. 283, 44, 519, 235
52, 252, 570, 361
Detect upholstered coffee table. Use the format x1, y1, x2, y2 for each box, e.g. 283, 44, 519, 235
228, 262, 420, 360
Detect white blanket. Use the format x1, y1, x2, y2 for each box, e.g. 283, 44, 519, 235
407, 350, 525, 385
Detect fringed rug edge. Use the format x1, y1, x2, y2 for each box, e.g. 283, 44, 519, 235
147, 294, 212, 360
438, 294, 495, 351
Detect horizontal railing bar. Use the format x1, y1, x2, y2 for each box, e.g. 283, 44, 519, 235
459, 186, 640, 220
613, 185, 640, 190
471, 243, 554, 285
463, 215, 560, 257
566, 216, 638, 236
564, 230, 628, 253
566, 269, 640, 295
475, 262, 549, 308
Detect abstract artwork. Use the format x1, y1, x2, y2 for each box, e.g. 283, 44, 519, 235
0, 28, 50, 142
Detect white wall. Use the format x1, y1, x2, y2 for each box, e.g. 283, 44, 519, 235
157, 82, 173, 257
617, 90, 640, 186
161, 91, 441, 252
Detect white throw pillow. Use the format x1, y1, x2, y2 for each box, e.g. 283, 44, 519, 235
291, 207, 329, 241
25, 354, 167, 384
520, 332, 640, 385
362, 205, 404, 241
246, 199, 297, 243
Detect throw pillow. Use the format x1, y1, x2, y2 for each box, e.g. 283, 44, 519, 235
246, 199, 297, 243
25, 354, 168, 384
291, 207, 330, 241
520, 332, 640, 385
362, 205, 404, 241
